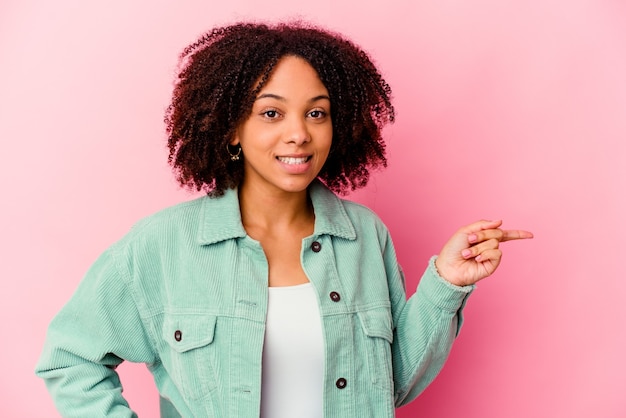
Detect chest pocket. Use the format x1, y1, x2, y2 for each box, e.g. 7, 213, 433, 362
162, 313, 218, 400
358, 308, 394, 391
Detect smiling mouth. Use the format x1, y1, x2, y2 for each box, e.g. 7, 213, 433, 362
276, 156, 311, 164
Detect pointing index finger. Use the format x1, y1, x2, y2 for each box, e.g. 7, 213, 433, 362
501, 229, 534, 242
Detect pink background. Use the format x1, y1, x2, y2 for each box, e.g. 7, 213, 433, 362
2, 0, 625, 416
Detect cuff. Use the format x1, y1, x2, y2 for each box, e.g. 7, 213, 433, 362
416, 256, 475, 313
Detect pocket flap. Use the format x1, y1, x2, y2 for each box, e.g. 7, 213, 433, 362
358, 308, 393, 343
162, 314, 217, 353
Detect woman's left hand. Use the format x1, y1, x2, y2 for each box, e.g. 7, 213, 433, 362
435, 220, 533, 287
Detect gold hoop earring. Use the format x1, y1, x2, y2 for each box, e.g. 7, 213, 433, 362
226, 143, 241, 161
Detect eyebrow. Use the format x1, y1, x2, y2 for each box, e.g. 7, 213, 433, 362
255, 93, 331, 103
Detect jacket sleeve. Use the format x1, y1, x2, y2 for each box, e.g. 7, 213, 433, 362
35, 246, 157, 418
388, 252, 474, 407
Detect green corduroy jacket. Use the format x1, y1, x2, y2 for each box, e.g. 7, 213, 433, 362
36, 181, 473, 417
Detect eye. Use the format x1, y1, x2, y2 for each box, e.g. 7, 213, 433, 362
308, 109, 327, 119
262, 109, 279, 119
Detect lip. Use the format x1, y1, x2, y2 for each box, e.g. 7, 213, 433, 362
275, 154, 313, 174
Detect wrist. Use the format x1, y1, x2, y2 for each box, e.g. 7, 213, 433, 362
434, 256, 464, 287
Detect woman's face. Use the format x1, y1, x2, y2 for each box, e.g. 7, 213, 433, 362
231, 55, 332, 196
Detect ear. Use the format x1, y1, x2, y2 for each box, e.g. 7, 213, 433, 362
230, 131, 240, 146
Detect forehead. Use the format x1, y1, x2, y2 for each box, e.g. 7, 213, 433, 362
256, 55, 328, 95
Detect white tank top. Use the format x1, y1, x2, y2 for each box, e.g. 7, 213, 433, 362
261, 282, 324, 418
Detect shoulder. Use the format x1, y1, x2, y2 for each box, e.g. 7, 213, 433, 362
112, 188, 244, 254
340, 198, 382, 222
310, 181, 390, 242
128, 196, 207, 237
310, 181, 391, 241
109, 195, 210, 255
339, 197, 390, 237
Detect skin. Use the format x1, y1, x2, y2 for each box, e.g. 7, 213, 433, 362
435, 220, 533, 287
231, 55, 533, 288
231, 55, 333, 287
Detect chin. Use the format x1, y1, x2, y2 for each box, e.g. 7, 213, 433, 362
278, 178, 316, 193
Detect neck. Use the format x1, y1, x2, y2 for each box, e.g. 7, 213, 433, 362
238, 182, 314, 231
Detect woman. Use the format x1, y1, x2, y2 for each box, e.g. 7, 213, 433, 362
36, 22, 533, 417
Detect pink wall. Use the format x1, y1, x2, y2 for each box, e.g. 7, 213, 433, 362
2, 0, 625, 416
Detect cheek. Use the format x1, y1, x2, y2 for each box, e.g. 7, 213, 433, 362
237, 126, 267, 151
316, 123, 333, 146
324, 128, 333, 154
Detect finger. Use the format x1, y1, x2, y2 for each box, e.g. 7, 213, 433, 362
462, 219, 503, 235
468, 228, 504, 244
479, 219, 503, 231
462, 238, 500, 259
475, 248, 503, 265
501, 229, 534, 242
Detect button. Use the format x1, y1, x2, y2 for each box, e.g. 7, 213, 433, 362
329, 291, 341, 302
335, 378, 347, 389
311, 241, 322, 252
174, 330, 182, 342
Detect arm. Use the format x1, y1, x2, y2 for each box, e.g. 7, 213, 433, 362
391, 257, 472, 406
390, 220, 533, 406
35, 248, 156, 418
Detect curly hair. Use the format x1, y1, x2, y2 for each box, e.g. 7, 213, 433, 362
165, 21, 395, 196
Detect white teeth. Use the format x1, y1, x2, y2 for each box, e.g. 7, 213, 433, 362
277, 156, 308, 164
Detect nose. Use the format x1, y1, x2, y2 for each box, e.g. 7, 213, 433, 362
284, 116, 311, 145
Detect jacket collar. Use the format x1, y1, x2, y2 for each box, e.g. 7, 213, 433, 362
197, 181, 357, 245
